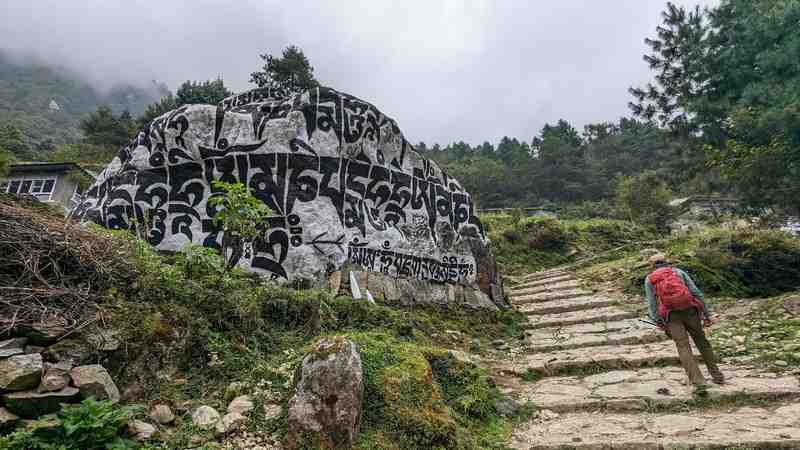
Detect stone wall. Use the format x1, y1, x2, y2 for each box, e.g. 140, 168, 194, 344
73, 87, 504, 308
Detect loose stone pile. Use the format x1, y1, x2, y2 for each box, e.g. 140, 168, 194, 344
499, 269, 800, 449
0, 326, 121, 429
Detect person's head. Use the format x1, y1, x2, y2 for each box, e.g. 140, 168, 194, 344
648, 253, 669, 268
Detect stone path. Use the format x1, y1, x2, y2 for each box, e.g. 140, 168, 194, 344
500, 268, 800, 449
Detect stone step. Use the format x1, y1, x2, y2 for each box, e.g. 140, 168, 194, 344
510, 280, 582, 297
509, 402, 800, 449
518, 270, 571, 283
512, 289, 596, 305
504, 365, 800, 413
495, 341, 690, 377
523, 307, 637, 329
524, 319, 667, 352
518, 296, 616, 316
510, 275, 576, 291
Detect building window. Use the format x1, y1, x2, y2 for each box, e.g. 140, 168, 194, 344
2, 177, 57, 200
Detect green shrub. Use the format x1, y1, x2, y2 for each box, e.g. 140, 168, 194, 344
0, 398, 139, 450
517, 215, 568, 250
614, 171, 675, 230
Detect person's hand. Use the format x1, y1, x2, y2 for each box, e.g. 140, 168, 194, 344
703, 318, 713, 328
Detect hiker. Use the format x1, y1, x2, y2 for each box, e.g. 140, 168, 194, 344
644, 253, 725, 390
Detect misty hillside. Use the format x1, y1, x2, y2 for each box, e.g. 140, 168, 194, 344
0, 50, 168, 157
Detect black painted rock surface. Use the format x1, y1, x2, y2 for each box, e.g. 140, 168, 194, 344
74, 87, 503, 307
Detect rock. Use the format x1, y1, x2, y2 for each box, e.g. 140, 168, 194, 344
734, 335, 746, 344
774, 360, 789, 367
39, 362, 72, 392
150, 404, 175, 424
494, 397, 522, 417
492, 339, 506, 347
216, 412, 247, 435
263, 403, 282, 421
43, 338, 95, 366
128, 420, 157, 441
0, 407, 20, 433
227, 395, 254, 415
86, 330, 121, 352
74, 86, 500, 309
70, 364, 120, 403
24, 345, 45, 355
286, 337, 363, 450
3, 387, 79, 418
192, 405, 221, 430
225, 381, 247, 402
784, 296, 800, 316
0, 338, 27, 359
0, 353, 43, 391
21, 317, 67, 345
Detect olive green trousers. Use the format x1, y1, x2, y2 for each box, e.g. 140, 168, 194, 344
666, 308, 724, 386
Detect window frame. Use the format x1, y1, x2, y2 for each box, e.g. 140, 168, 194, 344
1, 176, 58, 201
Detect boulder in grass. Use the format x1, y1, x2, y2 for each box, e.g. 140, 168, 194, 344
128, 420, 157, 441
191, 405, 221, 430
3, 387, 79, 418
70, 364, 120, 403
285, 337, 363, 450
0, 353, 43, 391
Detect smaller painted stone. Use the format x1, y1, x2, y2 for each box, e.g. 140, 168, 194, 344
192, 405, 221, 430
0, 353, 43, 391
70, 365, 120, 403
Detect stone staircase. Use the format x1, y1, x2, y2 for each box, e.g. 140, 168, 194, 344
499, 268, 800, 449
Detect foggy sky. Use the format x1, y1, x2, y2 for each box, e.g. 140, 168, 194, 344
1, 0, 713, 146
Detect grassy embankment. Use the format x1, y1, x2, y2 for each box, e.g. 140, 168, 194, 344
0, 196, 529, 450
483, 210, 800, 370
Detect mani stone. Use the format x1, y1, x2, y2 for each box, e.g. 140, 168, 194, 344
73, 86, 505, 310
286, 337, 363, 450
192, 405, 221, 430
0, 337, 27, 359
70, 364, 120, 403
0, 353, 43, 391
3, 387, 79, 418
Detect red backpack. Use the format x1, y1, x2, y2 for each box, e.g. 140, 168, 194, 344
648, 267, 695, 311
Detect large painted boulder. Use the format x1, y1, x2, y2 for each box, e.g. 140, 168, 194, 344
73, 87, 504, 308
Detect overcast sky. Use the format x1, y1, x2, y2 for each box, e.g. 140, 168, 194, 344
1, 0, 713, 146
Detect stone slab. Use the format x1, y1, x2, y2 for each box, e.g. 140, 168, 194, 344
513, 365, 800, 412
519, 270, 570, 283
510, 274, 575, 291
512, 289, 596, 305
510, 280, 582, 297
495, 341, 692, 376
523, 307, 637, 329
525, 319, 667, 352
509, 403, 800, 449
518, 296, 616, 315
